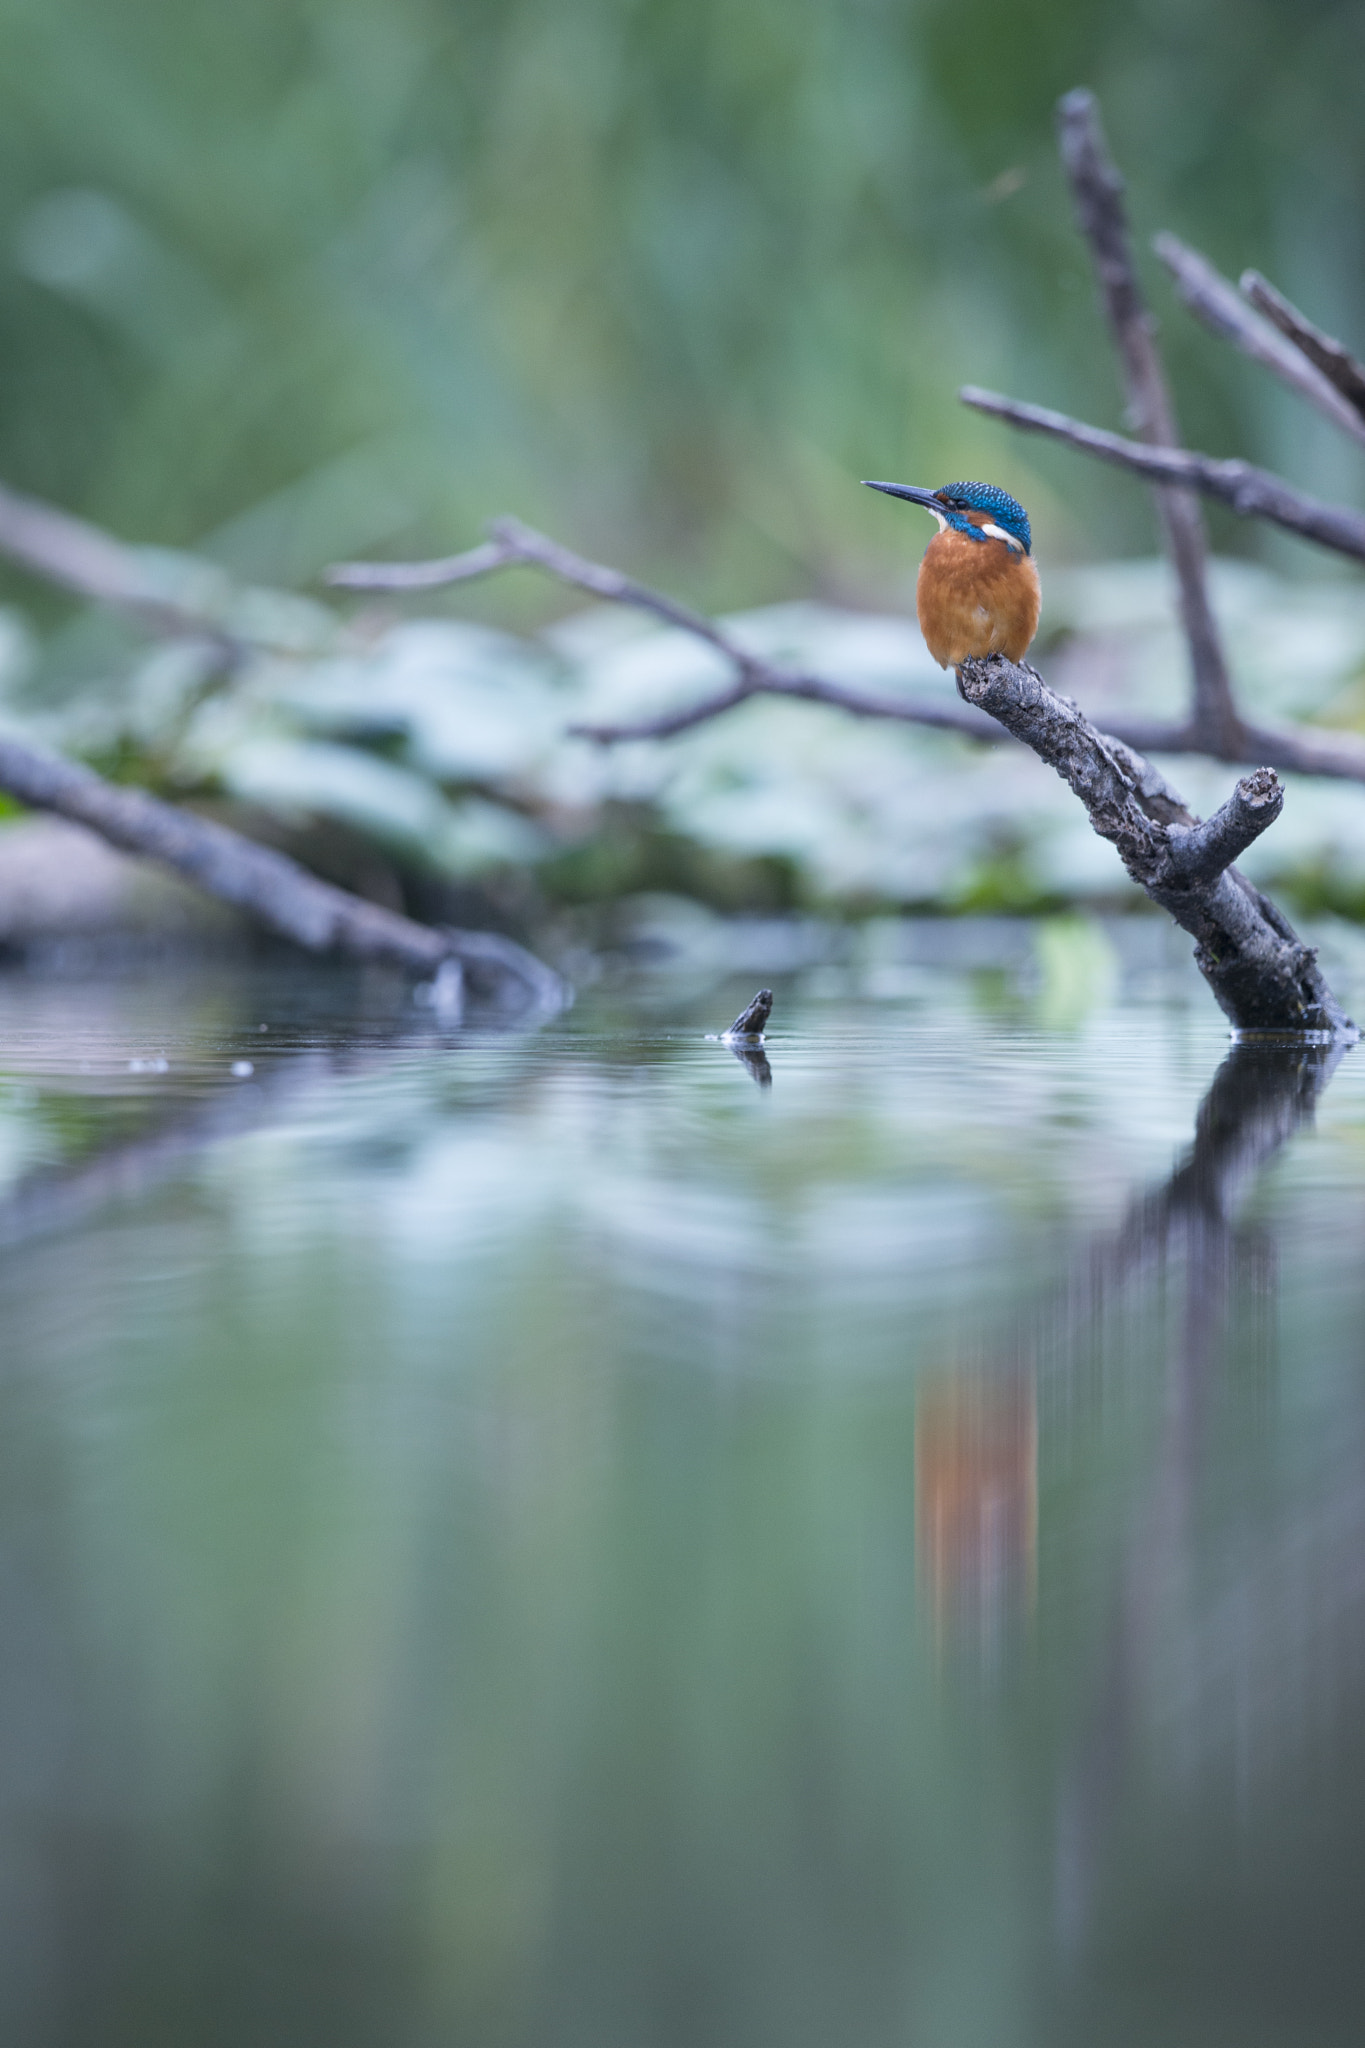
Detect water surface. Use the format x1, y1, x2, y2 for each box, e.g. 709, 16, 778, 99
0, 936, 1363, 2047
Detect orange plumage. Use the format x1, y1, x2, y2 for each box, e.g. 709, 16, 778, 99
916, 518, 1041, 669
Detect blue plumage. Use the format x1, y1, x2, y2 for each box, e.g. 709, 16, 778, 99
935, 481, 1032, 552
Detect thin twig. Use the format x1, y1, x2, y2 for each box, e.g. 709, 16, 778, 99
1101, 715, 1365, 785
569, 681, 998, 744
333, 515, 1001, 743
0, 734, 565, 1011
1056, 90, 1241, 749
1241, 272, 1365, 422
1154, 235, 1365, 448
956, 655, 1352, 1035
959, 386, 1365, 561
327, 534, 520, 590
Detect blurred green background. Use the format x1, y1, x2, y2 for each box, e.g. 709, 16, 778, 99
3, 0, 1365, 939
2, 0, 1364, 601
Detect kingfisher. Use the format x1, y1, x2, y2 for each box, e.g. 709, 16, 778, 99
864, 479, 1040, 669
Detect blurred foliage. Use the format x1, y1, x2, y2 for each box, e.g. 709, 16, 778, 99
1, 0, 1364, 612
4, 547, 1365, 929
3, 1, 1365, 934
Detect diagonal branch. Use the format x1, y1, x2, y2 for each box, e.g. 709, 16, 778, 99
959, 386, 1365, 561
0, 734, 565, 1012
1056, 90, 1241, 748
0, 476, 299, 657
1241, 272, 1365, 422
955, 655, 1353, 1036
1154, 235, 1365, 448
331, 516, 1001, 743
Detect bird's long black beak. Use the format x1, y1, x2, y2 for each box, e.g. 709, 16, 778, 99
862, 481, 942, 510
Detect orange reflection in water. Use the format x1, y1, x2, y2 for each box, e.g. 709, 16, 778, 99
915, 1372, 1037, 1653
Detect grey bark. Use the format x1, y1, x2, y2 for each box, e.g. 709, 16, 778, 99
1155, 236, 1365, 447
1056, 90, 1241, 747
959, 386, 1365, 563
955, 655, 1353, 1035
0, 735, 566, 1013
1240, 271, 1365, 421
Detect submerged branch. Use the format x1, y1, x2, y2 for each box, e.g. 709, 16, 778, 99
1057, 90, 1240, 746
955, 654, 1352, 1035
1154, 235, 1365, 448
959, 386, 1365, 562
0, 734, 564, 1012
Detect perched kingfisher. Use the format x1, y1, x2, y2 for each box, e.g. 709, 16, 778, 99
864, 479, 1040, 669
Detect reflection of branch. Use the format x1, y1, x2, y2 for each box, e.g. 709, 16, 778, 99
331, 516, 999, 743
1155, 235, 1365, 447
956, 654, 1352, 1033
1057, 91, 1240, 747
0, 736, 565, 1012
1241, 271, 1365, 421
0, 1055, 331, 1252
1056, 1036, 1345, 1950
960, 386, 1365, 562
726, 1043, 773, 1089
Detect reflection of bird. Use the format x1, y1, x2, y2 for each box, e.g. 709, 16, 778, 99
864, 479, 1040, 669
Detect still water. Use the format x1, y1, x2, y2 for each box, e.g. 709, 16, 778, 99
0, 927, 1364, 2047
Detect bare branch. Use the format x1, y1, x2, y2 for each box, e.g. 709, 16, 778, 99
1099, 714, 1365, 785
960, 386, 1365, 562
1056, 90, 1240, 745
569, 679, 761, 743
955, 655, 1352, 1035
0, 477, 247, 653
0, 478, 155, 605
335, 516, 1001, 745
1163, 766, 1284, 885
335, 507, 1365, 777
1154, 235, 1365, 447
335, 515, 741, 657
569, 679, 998, 744
1241, 271, 1365, 422
327, 535, 520, 590
0, 734, 564, 1012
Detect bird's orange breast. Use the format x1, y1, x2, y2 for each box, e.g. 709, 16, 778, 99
915, 528, 1041, 670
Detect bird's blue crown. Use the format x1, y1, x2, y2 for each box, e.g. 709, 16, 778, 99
937, 481, 1031, 553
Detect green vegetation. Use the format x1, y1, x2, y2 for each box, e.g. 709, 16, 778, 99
2, 1, 1365, 931
2, 0, 1364, 604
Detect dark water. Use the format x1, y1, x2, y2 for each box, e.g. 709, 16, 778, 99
1, 933, 1364, 2047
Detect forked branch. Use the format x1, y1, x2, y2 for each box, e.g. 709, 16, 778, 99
1154, 236, 1365, 448
1240, 272, 1365, 422
955, 655, 1352, 1036
959, 387, 1365, 561
332, 515, 999, 743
